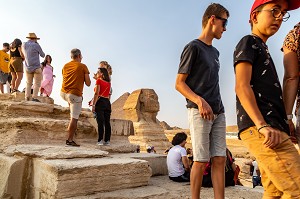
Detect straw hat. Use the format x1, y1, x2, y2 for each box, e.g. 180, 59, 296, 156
26, 33, 40, 40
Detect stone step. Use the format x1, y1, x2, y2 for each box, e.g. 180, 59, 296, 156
0, 117, 96, 148
0, 145, 152, 199
69, 175, 264, 199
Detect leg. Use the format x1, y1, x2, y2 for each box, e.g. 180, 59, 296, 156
25, 71, 33, 99
96, 110, 105, 142
240, 127, 300, 198
190, 162, 207, 199
104, 110, 111, 142
67, 118, 78, 141
188, 108, 212, 199
32, 68, 42, 98
15, 72, 23, 91
0, 83, 3, 93
10, 72, 16, 91
211, 156, 226, 199
210, 113, 226, 198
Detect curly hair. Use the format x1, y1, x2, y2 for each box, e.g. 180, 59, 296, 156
171, 132, 187, 146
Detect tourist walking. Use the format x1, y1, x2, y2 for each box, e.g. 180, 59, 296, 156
234, 0, 300, 198
282, 22, 300, 147
61, 48, 91, 147
91, 67, 111, 146
9, 38, 24, 93
0, 43, 11, 93
175, 3, 229, 199
40, 55, 54, 97
23, 33, 45, 102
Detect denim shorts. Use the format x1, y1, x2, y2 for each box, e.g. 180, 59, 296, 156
60, 92, 82, 119
188, 108, 226, 162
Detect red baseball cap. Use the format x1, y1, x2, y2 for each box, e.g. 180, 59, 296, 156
250, 0, 300, 13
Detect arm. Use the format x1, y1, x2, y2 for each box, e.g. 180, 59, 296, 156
92, 84, 100, 112
235, 62, 282, 148
282, 47, 298, 142
182, 156, 190, 172
175, 73, 214, 120
84, 73, 91, 87
18, 47, 25, 59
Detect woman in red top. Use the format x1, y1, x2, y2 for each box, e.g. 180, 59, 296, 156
91, 68, 111, 145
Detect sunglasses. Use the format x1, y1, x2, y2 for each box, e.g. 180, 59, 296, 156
215, 16, 228, 28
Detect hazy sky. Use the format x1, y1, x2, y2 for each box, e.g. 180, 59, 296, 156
1, 0, 299, 129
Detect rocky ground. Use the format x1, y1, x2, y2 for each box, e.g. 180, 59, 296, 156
71, 175, 263, 199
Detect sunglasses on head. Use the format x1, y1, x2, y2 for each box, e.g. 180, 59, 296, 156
214, 16, 228, 28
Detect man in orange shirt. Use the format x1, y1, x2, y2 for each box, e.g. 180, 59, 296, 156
0, 43, 11, 93
61, 48, 91, 147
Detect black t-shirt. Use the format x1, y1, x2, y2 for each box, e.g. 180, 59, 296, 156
178, 39, 224, 114
233, 35, 289, 135
10, 40, 22, 58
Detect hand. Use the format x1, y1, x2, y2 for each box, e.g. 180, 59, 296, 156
259, 126, 282, 149
287, 120, 297, 143
197, 98, 214, 120
93, 73, 97, 80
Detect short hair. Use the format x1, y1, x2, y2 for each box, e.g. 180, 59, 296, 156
171, 132, 187, 146
202, 3, 229, 28
3, 43, 9, 48
71, 48, 81, 59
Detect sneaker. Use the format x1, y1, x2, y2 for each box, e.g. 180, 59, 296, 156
32, 98, 41, 102
104, 141, 110, 146
66, 140, 80, 147
97, 140, 104, 145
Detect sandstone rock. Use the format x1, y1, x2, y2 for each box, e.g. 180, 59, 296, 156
29, 157, 152, 198
111, 92, 130, 120
4, 145, 109, 159
0, 154, 27, 199
111, 153, 168, 176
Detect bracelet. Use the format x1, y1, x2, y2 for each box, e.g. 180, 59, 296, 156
257, 124, 271, 132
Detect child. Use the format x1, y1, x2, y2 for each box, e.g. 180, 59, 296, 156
234, 0, 300, 197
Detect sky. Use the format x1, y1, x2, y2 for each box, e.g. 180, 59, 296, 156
1, 0, 299, 129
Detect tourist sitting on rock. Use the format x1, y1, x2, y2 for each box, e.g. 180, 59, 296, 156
167, 132, 190, 182
146, 145, 156, 153
202, 148, 241, 187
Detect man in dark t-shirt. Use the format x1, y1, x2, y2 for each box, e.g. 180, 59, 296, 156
234, 0, 300, 197
175, 3, 229, 199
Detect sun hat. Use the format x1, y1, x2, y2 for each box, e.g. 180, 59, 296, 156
26, 33, 40, 40
250, 0, 300, 13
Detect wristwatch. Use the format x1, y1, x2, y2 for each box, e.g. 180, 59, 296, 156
287, 114, 293, 120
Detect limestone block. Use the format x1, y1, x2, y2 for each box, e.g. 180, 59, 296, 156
0, 118, 96, 147
8, 101, 54, 113
0, 93, 13, 101
0, 154, 27, 199
110, 119, 134, 136
29, 157, 152, 198
112, 153, 168, 176
4, 145, 108, 159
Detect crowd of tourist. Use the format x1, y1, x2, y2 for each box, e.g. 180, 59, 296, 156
0, 32, 113, 148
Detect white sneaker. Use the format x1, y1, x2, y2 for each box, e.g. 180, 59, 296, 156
97, 140, 103, 145
104, 141, 110, 146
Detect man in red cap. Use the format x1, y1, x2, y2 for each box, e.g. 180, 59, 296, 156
234, 0, 300, 198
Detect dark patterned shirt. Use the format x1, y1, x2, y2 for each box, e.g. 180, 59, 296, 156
234, 35, 289, 136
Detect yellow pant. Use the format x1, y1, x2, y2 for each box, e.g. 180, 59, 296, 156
240, 127, 300, 198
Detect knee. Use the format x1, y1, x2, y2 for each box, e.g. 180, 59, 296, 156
212, 157, 226, 167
